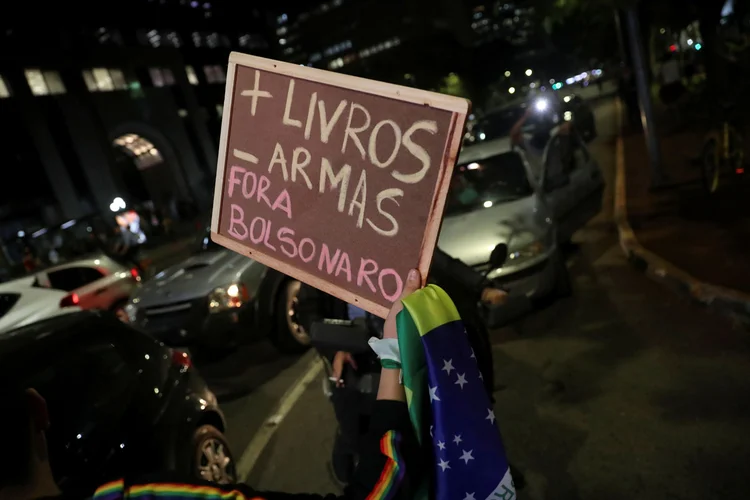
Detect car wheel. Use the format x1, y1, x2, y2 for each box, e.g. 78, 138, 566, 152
192, 425, 237, 485
272, 279, 311, 353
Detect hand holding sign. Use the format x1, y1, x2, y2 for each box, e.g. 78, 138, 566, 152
212, 52, 469, 317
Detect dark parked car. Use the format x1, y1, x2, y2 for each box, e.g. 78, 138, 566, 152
125, 231, 308, 353
0, 311, 235, 496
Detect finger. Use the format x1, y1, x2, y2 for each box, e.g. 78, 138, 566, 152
400, 268, 422, 300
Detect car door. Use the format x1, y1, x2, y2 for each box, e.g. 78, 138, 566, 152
541, 131, 603, 241
47, 266, 109, 310
24, 337, 137, 495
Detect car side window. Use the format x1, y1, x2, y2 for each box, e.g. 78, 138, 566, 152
47, 267, 104, 291
544, 136, 569, 190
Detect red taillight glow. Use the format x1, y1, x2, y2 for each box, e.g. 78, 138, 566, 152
736, 168, 745, 175
171, 349, 192, 368
59, 293, 79, 308
130, 267, 140, 280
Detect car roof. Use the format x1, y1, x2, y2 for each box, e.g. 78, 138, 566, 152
0, 310, 101, 360
457, 136, 515, 165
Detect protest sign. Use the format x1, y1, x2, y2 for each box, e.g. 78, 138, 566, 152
211, 52, 469, 317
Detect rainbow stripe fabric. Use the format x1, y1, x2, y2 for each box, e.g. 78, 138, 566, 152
365, 430, 405, 500
398, 285, 515, 500
94, 479, 266, 500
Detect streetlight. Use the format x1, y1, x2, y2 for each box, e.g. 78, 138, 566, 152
525, 69, 532, 76
508, 87, 516, 94
504, 70, 511, 77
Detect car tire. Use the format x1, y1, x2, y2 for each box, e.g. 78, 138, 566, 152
553, 252, 573, 298
191, 425, 237, 485
272, 279, 311, 353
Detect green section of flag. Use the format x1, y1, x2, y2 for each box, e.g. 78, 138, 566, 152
396, 285, 461, 500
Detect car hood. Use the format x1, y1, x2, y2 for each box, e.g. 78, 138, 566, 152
438, 195, 552, 267
134, 250, 256, 307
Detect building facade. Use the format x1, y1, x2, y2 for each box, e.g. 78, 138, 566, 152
0, 0, 272, 244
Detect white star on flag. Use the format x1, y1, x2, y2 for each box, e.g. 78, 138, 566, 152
463, 494, 476, 500
430, 386, 441, 403
453, 434, 463, 445
442, 358, 455, 375
486, 408, 496, 424
437, 440, 446, 450
470, 348, 476, 359
459, 449, 475, 464
478, 371, 484, 380
430, 425, 434, 437
455, 373, 468, 389
438, 458, 450, 472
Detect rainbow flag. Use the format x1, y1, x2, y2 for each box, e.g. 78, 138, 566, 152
398, 285, 515, 500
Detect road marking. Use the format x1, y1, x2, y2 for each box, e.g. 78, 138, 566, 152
235, 353, 324, 481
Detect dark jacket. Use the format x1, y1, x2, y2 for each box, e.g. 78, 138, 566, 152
88, 400, 418, 500
299, 248, 495, 396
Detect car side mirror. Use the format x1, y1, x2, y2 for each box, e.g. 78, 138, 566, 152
489, 243, 508, 269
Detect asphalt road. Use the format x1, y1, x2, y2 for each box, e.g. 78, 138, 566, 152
214, 97, 750, 499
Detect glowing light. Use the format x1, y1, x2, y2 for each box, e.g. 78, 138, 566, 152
483, 201, 493, 208
467, 162, 480, 170
535, 98, 548, 112
508, 87, 516, 94
504, 70, 511, 77
525, 69, 532, 76
227, 284, 240, 297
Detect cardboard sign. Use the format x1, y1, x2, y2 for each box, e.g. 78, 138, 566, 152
211, 52, 469, 317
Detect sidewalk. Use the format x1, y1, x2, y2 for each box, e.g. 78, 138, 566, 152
619, 108, 750, 323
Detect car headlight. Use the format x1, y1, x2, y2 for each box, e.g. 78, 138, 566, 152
507, 240, 546, 262
208, 283, 250, 313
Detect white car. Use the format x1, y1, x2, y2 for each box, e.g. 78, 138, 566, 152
30, 255, 141, 320
0, 286, 81, 333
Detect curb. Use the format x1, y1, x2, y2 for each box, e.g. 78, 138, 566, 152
613, 101, 750, 328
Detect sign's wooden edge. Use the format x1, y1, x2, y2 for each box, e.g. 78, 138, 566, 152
211, 61, 238, 233
415, 109, 469, 287
210, 231, 390, 318
228, 51, 471, 114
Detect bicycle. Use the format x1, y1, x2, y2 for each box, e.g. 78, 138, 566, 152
700, 104, 745, 194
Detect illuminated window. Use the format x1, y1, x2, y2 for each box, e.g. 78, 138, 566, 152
328, 58, 344, 69
150, 68, 165, 87
207, 32, 220, 48
110, 69, 127, 90
186, 65, 199, 85
82, 70, 97, 91
276, 26, 288, 35
203, 65, 226, 83
43, 71, 66, 94
0, 76, 10, 98
25, 69, 49, 95
93, 68, 114, 91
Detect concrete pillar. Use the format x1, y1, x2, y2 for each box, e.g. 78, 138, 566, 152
8, 71, 84, 220
56, 93, 121, 213
171, 60, 219, 176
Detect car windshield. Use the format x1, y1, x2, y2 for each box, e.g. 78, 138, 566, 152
446, 151, 533, 216
0, 293, 20, 319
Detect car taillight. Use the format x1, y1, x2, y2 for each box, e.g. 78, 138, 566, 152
130, 267, 141, 280
60, 293, 79, 308
171, 349, 192, 368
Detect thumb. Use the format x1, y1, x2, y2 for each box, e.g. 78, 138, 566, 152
401, 268, 422, 299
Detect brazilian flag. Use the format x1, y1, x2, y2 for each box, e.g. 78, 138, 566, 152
397, 285, 515, 500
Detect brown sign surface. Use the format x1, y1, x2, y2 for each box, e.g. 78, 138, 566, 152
211, 52, 469, 317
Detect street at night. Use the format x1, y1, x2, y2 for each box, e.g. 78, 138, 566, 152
2, 1, 749, 499
210, 97, 750, 499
